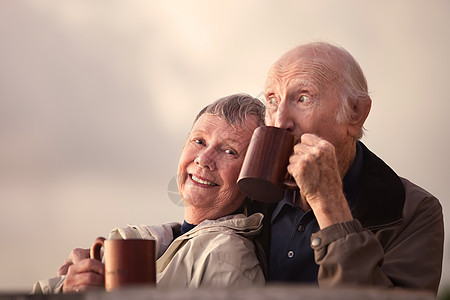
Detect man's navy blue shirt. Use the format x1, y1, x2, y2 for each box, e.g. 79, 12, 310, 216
268, 142, 363, 282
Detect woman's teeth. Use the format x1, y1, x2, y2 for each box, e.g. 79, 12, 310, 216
191, 175, 218, 186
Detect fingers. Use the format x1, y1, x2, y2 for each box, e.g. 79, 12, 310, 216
292, 133, 337, 164
70, 248, 91, 263
299, 132, 322, 145
70, 258, 105, 275
287, 134, 341, 197
62, 259, 105, 293
287, 133, 353, 228
57, 248, 90, 276
63, 273, 104, 293
295, 133, 335, 154
57, 261, 72, 277
289, 135, 333, 173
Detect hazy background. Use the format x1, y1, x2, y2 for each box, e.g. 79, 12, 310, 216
0, 0, 448, 294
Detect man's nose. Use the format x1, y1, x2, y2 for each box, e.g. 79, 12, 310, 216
194, 149, 216, 171
274, 101, 295, 131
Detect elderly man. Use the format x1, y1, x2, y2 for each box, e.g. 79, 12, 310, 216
253, 42, 444, 294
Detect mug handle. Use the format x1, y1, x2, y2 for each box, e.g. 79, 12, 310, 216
283, 178, 298, 190
283, 136, 300, 190
90, 237, 106, 261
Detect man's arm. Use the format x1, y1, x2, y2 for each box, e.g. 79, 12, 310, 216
311, 190, 444, 294
287, 134, 444, 293
288, 134, 353, 228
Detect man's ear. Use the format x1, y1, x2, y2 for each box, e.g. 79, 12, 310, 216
347, 96, 372, 138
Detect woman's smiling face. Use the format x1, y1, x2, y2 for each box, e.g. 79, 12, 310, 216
177, 113, 259, 219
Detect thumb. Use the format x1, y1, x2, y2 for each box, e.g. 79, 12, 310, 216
57, 261, 72, 276
57, 248, 90, 276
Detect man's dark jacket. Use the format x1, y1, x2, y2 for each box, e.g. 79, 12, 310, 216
249, 142, 444, 294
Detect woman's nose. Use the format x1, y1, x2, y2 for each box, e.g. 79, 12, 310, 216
194, 150, 216, 171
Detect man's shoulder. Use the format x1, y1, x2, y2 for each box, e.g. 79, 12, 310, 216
400, 177, 436, 199
400, 177, 442, 216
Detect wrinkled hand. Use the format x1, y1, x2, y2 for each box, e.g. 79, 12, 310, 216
57, 248, 90, 276
62, 258, 105, 293
288, 133, 352, 228
57, 248, 104, 293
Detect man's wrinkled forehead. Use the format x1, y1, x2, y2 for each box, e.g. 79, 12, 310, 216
265, 45, 340, 91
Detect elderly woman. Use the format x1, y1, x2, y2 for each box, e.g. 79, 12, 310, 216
32, 93, 266, 292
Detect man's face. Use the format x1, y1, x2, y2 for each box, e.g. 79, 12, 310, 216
177, 114, 258, 217
264, 50, 350, 158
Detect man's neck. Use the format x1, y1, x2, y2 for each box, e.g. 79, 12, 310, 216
338, 139, 357, 179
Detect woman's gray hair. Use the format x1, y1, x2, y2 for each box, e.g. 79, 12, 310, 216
194, 93, 265, 128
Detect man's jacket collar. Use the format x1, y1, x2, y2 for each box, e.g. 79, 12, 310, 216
353, 142, 405, 230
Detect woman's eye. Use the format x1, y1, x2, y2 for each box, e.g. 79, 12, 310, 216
224, 149, 237, 156
299, 95, 311, 103
194, 139, 206, 146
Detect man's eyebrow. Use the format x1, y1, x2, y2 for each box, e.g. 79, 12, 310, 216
289, 77, 316, 89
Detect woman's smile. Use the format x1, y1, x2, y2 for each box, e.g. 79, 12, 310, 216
177, 113, 259, 217
190, 174, 219, 187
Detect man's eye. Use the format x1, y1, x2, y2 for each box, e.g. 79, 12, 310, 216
267, 97, 277, 105
299, 95, 311, 103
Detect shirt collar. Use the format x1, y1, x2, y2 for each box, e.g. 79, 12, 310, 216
180, 207, 245, 235
271, 190, 299, 223
180, 220, 196, 235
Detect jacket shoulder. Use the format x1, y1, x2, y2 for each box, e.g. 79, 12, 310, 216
400, 177, 442, 223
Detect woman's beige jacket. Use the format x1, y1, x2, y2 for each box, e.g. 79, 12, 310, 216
31, 213, 264, 293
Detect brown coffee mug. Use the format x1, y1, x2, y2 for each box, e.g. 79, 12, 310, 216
90, 237, 156, 291
238, 126, 298, 203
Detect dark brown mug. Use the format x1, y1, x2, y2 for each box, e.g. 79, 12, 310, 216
90, 237, 156, 291
238, 126, 297, 203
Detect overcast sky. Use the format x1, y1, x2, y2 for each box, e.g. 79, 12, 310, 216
0, 0, 449, 294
